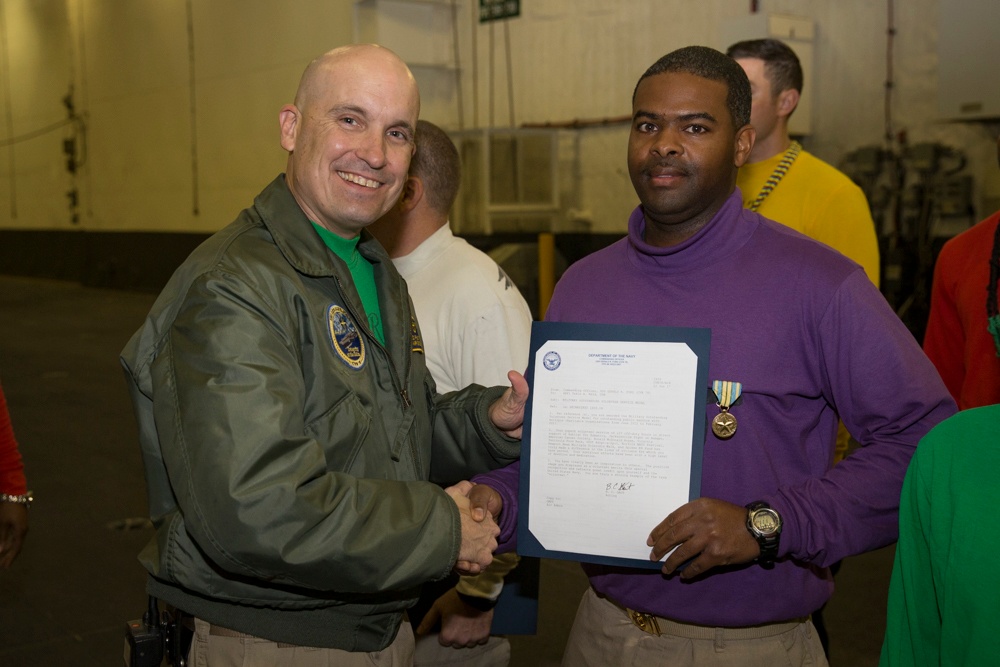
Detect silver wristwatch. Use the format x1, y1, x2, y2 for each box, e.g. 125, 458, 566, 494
746, 501, 781, 567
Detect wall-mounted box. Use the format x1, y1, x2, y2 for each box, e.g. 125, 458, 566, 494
451, 128, 560, 235
718, 13, 815, 136
938, 0, 1000, 120
353, 0, 463, 126
353, 0, 457, 69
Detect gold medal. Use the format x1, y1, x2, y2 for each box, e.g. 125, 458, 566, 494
712, 410, 737, 439
711, 380, 742, 440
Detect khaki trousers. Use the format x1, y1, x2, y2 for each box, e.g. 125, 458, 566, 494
187, 616, 414, 667
560, 588, 829, 667
412, 633, 510, 666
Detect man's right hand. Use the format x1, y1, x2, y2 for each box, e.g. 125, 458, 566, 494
467, 483, 503, 523
415, 588, 493, 647
446, 482, 499, 575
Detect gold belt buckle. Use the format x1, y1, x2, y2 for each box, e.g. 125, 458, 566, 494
627, 608, 662, 636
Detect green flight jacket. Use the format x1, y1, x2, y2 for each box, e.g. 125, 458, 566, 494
120, 175, 519, 651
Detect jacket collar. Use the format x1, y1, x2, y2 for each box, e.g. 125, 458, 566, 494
253, 175, 414, 376
252, 175, 393, 277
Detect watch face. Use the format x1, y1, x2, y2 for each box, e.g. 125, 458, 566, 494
751, 509, 780, 536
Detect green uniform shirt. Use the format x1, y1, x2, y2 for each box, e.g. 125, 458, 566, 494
880, 404, 1000, 666
312, 223, 384, 345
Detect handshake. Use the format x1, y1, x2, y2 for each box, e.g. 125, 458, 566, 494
446, 480, 504, 576
444, 369, 527, 575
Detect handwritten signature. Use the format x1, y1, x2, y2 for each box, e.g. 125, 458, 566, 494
606, 481, 635, 492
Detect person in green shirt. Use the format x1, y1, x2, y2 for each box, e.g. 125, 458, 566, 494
880, 404, 1000, 666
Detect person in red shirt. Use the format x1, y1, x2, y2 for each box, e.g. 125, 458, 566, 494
922, 134, 1000, 409
0, 380, 30, 568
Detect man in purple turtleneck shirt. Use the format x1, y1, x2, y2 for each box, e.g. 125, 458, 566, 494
470, 46, 955, 667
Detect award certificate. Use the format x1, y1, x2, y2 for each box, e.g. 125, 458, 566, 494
517, 321, 710, 569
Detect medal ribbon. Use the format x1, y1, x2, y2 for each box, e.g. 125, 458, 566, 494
748, 141, 802, 212
713, 380, 743, 411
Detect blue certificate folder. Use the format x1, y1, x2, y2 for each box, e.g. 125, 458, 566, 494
517, 321, 711, 570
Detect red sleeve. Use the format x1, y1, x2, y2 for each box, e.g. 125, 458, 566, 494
0, 383, 28, 495
922, 242, 965, 404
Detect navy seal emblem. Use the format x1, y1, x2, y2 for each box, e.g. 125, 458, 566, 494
542, 351, 561, 371
327, 304, 365, 369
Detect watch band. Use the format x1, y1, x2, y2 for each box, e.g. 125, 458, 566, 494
746, 501, 781, 567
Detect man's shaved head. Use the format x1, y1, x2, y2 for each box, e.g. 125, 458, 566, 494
279, 44, 421, 238
293, 44, 419, 114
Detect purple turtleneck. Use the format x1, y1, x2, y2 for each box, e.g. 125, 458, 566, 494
476, 190, 955, 626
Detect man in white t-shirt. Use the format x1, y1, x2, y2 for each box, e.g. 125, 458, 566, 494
370, 119, 533, 667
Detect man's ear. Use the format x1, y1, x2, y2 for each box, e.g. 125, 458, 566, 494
734, 124, 756, 168
278, 105, 300, 152
776, 88, 800, 120
400, 176, 425, 213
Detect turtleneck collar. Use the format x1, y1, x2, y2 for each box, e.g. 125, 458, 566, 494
625, 189, 757, 275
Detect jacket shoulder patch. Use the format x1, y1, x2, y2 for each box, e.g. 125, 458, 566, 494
410, 316, 424, 354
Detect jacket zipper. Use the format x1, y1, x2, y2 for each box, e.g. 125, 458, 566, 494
333, 271, 420, 477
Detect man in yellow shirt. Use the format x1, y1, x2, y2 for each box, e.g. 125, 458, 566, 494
726, 39, 881, 659
726, 38, 880, 287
